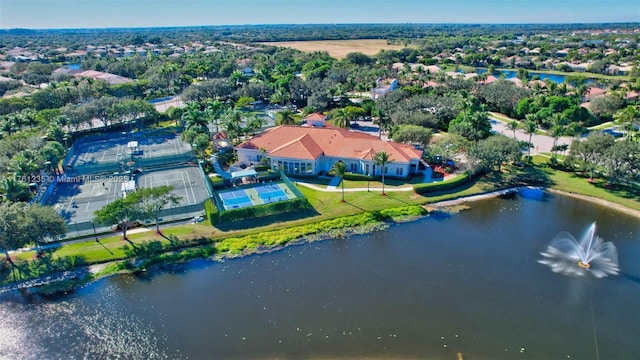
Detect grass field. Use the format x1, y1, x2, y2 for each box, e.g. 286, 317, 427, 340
259, 39, 407, 59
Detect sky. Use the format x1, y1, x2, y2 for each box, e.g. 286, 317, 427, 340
0, 0, 638, 29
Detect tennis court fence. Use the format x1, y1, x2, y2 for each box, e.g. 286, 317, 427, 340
62, 200, 207, 239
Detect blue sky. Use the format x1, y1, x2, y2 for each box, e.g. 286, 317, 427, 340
0, 0, 638, 29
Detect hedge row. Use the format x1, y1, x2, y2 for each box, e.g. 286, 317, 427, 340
204, 198, 218, 225
344, 172, 377, 181
413, 173, 471, 195
219, 197, 311, 223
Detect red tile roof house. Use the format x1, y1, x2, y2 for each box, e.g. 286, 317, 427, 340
236, 126, 424, 178
303, 112, 329, 127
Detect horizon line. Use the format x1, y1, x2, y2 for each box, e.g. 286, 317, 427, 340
2, 21, 639, 32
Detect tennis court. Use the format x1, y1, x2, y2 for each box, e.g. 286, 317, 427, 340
217, 182, 296, 210
219, 190, 254, 209
255, 183, 289, 202
46, 175, 129, 225
136, 165, 210, 207
66, 132, 193, 176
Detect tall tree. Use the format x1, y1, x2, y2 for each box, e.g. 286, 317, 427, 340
181, 101, 208, 133
331, 108, 350, 128
520, 117, 539, 160
24, 204, 67, 249
391, 124, 432, 149
94, 196, 140, 241
136, 186, 182, 234
506, 121, 519, 140
0, 178, 32, 202
205, 99, 225, 134
613, 105, 639, 142
275, 109, 296, 125
331, 161, 348, 202
374, 151, 393, 196
602, 140, 640, 186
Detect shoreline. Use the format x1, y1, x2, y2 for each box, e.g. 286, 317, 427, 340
1, 186, 637, 296
548, 189, 640, 219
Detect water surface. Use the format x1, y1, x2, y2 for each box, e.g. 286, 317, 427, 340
1, 193, 639, 359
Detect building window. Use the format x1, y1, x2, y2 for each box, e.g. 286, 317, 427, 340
350, 163, 357, 172
365, 164, 370, 176
396, 167, 404, 176
384, 166, 388, 174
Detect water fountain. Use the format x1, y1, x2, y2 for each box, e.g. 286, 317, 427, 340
539, 222, 619, 278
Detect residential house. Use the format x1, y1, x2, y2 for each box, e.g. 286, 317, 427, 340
583, 86, 607, 102
370, 78, 398, 100
303, 112, 329, 127
236, 126, 424, 178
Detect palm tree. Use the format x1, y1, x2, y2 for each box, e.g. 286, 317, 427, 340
331, 108, 350, 128
20, 109, 38, 129
205, 99, 224, 134
221, 108, 244, 152
276, 109, 296, 125
331, 161, 348, 202
47, 125, 66, 143
520, 119, 539, 160
0, 178, 31, 202
181, 101, 208, 133
374, 151, 393, 196
613, 105, 639, 142
507, 121, 519, 140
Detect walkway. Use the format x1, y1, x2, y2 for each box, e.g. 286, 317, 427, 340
292, 173, 457, 193
490, 117, 573, 154
210, 154, 231, 179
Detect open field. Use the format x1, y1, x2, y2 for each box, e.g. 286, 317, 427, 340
258, 39, 407, 59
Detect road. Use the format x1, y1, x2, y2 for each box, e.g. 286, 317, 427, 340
490, 118, 574, 154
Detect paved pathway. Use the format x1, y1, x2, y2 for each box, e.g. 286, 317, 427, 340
489, 117, 574, 154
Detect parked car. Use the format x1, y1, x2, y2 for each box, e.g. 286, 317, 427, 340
112, 220, 142, 232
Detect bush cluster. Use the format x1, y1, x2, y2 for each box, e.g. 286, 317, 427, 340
413, 173, 471, 194
219, 198, 311, 223
204, 199, 218, 225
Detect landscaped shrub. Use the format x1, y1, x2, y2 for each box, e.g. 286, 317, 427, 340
413, 173, 472, 195
204, 199, 218, 225
378, 205, 428, 220
344, 172, 377, 181
255, 164, 270, 171
219, 198, 311, 223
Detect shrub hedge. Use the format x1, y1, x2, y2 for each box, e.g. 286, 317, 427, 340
219, 198, 312, 223
204, 199, 218, 225
344, 172, 377, 181
413, 173, 471, 194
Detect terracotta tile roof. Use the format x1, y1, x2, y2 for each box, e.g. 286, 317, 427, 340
212, 132, 228, 140
587, 86, 606, 97
304, 112, 328, 121
237, 126, 423, 162
269, 133, 324, 160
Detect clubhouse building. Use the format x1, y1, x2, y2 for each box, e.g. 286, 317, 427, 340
236, 125, 424, 178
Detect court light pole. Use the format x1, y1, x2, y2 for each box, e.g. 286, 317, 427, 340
91, 221, 99, 242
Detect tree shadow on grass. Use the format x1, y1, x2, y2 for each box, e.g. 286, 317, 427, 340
590, 180, 640, 201
484, 165, 555, 189
215, 208, 320, 232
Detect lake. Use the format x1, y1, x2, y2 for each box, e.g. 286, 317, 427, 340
477, 69, 572, 84
1, 193, 639, 359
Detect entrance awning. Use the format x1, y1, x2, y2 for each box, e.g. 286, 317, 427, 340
230, 169, 257, 179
